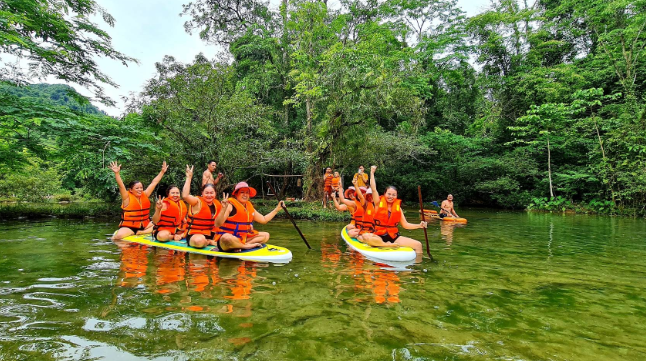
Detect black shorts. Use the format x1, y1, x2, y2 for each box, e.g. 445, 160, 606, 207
379, 232, 400, 243
124, 226, 144, 234
439, 213, 448, 219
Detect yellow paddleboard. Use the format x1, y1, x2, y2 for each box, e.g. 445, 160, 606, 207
115, 233, 292, 263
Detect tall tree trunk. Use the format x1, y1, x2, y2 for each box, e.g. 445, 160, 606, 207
547, 136, 554, 199
594, 117, 617, 205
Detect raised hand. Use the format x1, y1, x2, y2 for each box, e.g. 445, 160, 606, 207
220, 192, 230, 209
185, 165, 194, 178
370, 165, 377, 173
161, 161, 168, 174
155, 195, 164, 210
217, 172, 224, 179
108, 161, 121, 174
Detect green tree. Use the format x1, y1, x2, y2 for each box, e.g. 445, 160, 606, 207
0, 0, 136, 105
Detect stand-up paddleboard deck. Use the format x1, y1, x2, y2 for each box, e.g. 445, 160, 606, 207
341, 226, 416, 262
116, 234, 293, 263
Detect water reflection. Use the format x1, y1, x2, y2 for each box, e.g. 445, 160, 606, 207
320, 243, 405, 305
116, 243, 149, 288
440, 222, 466, 246
115, 244, 259, 317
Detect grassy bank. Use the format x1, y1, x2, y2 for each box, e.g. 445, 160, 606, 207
0, 200, 351, 222
527, 197, 646, 217
0, 202, 119, 220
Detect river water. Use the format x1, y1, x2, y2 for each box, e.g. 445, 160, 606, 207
1, 210, 645, 360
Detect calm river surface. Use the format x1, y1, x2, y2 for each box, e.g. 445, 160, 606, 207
1, 209, 645, 360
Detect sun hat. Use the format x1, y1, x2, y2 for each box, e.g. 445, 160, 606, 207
344, 187, 356, 198
366, 188, 373, 194
232, 182, 257, 198
359, 187, 368, 194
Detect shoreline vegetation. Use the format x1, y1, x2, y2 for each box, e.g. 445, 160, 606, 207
4, 1, 646, 221
1, 200, 643, 221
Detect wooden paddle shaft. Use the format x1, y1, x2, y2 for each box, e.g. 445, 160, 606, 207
266, 181, 311, 249
417, 185, 433, 261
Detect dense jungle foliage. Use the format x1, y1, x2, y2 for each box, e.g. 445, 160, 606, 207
1, 0, 645, 216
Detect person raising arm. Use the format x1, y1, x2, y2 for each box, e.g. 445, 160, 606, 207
151, 185, 187, 242
110, 161, 168, 240
183, 165, 222, 249
358, 165, 428, 257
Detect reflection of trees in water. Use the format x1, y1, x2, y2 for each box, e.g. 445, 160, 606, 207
115, 245, 258, 317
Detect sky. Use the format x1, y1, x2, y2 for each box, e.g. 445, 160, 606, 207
65, 0, 490, 116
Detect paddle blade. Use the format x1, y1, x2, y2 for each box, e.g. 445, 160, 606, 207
431, 201, 440, 208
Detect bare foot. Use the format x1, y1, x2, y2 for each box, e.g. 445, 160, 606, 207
241, 243, 261, 250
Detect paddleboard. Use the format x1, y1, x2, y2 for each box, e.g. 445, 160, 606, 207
440, 217, 467, 223
341, 226, 416, 262
115, 233, 293, 263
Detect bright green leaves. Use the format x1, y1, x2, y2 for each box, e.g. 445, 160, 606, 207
0, 0, 136, 105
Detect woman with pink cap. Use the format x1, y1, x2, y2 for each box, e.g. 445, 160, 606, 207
213, 182, 285, 252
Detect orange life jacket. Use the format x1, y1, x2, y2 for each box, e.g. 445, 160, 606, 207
374, 196, 402, 238
187, 197, 221, 236
324, 173, 333, 187
359, 201, 376, 234
154, 198, 187, 234
331, 176, 341, 188
120, 192, 151, 229
352, 199, 364, 229
216, 198, 259, 244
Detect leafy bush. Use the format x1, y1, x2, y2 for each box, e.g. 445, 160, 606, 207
0, 161, 64, 202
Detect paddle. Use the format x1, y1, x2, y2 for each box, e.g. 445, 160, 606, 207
417, 185, 434, 261
266, 181, 312, 250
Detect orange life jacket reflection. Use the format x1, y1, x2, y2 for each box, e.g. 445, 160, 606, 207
187, 197, 221, 236
359, 201, 375, 234
154, 198, 187, 234
120, 192, 151, 228
216, 198, 258, 243
374, 196, 402, 238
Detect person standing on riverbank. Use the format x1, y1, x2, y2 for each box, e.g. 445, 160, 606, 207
110, 161, 168, 240
352, 166, 369, 188
202, 160, 223, 187
331, 171, 342, 197
323, 167, 333, 208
